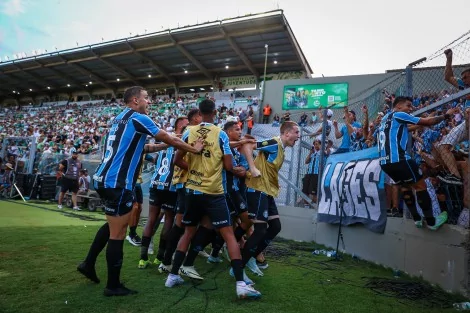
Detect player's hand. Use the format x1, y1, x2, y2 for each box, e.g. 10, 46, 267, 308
241, 138, 256, 145
250, 167, 261, 178
193, 137, 205, 153
333, 120, 338, 127
243, 134, 255, 140
232, 166, 246, 177
444, 49, 452, 59
362, 104, 368, 113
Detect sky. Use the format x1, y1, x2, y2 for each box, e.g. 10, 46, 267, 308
0, 0, 469, 77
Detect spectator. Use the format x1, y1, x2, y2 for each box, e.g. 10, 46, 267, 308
262, 104, 272, 124
299, 112, 308, 127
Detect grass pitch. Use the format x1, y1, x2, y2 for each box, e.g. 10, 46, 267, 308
0, 200, 465, 313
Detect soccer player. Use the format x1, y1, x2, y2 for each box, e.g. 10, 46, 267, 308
164, 99, 261, 299
239, 121, 300, 272
158, 109, 201, 275
139, 117, 189, 268
76, 86, 203, 297
378, 96, 457, 231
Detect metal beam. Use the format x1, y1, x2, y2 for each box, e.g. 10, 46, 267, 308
69, 63, 115, 91
8, 65, 49, 90
53, 53, 115, 91
125, 40, 174, 82
219, 25, 259, 79
33, 59, 85, 88
90, 49, 141, 85
168, 33, 213, 81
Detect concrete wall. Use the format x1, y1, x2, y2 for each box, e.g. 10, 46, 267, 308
277, 205, 470, 295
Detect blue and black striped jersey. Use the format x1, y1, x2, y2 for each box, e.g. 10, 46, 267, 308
93, 108, 160, 190
378, 111, 419, 165
150, 146, 176, 191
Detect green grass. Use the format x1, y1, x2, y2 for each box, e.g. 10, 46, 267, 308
0, 200, 466, 313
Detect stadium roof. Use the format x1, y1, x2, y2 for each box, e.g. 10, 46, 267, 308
0, 10, 313, 99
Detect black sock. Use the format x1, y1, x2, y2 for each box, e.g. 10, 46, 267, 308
163, 225, 184, 266
416, 190, 435, 226
234, 226, 246, 242
254, 219, 281, 256
241, 223, 267, 266
171, 250, 186, 275
84, 223, 109, 266
140, 236, 151, 261
183, 227, 214, 267
157, 227, 167, 260
210, 234, 225, 258
106, 239, 124, 289
402, 189, 421, 221
129, 226, 137, 237
231, 259, 244, 282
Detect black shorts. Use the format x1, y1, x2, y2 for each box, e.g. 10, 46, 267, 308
149, 188, 177, 211
226, 190, 248, 217
133, 184, 143, 204
61, 177, 79, 193
246, 190, 279, 222
96, 188, 134, 216
302, 174, 318, 195
380, 160, 423, 185
175, 188, 186, 215
183, 190, 231, 229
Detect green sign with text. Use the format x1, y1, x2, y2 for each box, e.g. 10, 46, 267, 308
282, 83, 348, 109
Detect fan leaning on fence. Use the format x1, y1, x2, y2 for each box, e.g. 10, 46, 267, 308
378, 96, 459, 231
434, 49, 470, 186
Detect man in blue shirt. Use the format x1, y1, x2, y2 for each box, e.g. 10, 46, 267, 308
333, 106, 362, 154
77, 86, 204, 297
378, 96, 457, 231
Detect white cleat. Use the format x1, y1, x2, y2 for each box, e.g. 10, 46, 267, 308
179, 266, 204, 280
236, 282, 261, 299
165, 274, 184, 288
158, 263, 171, 274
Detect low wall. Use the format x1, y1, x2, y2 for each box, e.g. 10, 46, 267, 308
277, 205, 470, 295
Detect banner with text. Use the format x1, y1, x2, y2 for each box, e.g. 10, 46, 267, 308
219, 71, 305, 89
282, 83, 348, 109
317, 147, 387, 233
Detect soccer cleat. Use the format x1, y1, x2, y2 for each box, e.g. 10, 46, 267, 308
153, 258, 162, 266
57, 204, 63, 209
198, 250, 210, 258
427, 211, 448, 231
246, 257, 264, 276
73, 206, 82, 211
126, 235, 141, 247
103, 284, 138, 297
179, 266, 204, 280
165, 274, 185, 288
236, 282, 261, 299
77, 262, 100, 284
256, 260, 269, 270
229, 268, 254, 285
158, 263, 171, 274
414, 219, 424, 229
138, 259, 150, 269
207, 255, 223, 264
